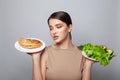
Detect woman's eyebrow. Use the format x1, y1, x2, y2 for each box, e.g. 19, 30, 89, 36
48, 25, 52, 28
49, 22, 62, 27
55, 23, 62, 26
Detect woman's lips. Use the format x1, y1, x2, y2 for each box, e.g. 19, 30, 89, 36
53, 36, 59, 40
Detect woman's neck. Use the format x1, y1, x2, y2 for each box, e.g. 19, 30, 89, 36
54, 39, 74, 49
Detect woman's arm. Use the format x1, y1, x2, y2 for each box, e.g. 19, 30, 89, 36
40, 50, 48, 80
82, 59, 93, 80
31, 49, 48, 80
32, 52, 43, 80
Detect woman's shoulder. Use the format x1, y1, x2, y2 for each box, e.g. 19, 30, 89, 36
73, 45, 82, 52
74, 45, 86, 59
44, 45, 53, 51
42, 45, 53, 54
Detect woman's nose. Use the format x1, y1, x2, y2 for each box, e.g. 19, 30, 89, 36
52, 28, 57, 34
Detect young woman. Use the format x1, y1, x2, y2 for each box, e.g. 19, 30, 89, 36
31, 11, 94, 80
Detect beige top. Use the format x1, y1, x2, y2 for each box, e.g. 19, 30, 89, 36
44, 46, 84, 80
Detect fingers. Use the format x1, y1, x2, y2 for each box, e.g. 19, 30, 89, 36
27, 50, 42, 56
27, 47, 46, 56
85, 58, 97, 64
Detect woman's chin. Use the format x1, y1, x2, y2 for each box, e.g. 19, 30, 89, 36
54, 40, 61, 44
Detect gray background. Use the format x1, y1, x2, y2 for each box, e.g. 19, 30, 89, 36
0, 0, 120, 80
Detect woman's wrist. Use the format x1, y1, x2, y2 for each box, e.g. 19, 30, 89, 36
32, 55, 40, 62
32, 51, 42, 58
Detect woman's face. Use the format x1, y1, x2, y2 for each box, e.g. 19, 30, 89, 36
48, 18, 72, 43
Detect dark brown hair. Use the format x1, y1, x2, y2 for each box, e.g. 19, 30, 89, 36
48, 11, 72, 26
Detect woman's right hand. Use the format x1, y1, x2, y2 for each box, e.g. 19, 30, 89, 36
32, 51, 42, 59
27, 50, 43, 60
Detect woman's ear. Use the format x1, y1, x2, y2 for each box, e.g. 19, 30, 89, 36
68, 24, 72, 32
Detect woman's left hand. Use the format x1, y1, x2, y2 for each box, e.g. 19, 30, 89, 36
85, 58, 96, 65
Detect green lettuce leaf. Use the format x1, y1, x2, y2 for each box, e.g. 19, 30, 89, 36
78, 43, 115, 66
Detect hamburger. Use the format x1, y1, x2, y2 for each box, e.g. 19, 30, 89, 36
18, 38, 42, 49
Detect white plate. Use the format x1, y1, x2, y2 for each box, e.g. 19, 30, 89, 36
15, 38, 46, 53
82, 51, 98, 61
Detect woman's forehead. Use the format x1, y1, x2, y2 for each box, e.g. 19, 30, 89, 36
49, 19, 65, 26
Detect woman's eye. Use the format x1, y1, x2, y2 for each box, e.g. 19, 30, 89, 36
57, 26, 62, 29
49, 27, 53, 31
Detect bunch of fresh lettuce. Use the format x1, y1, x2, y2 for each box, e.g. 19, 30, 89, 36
78, 43, 115, 66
